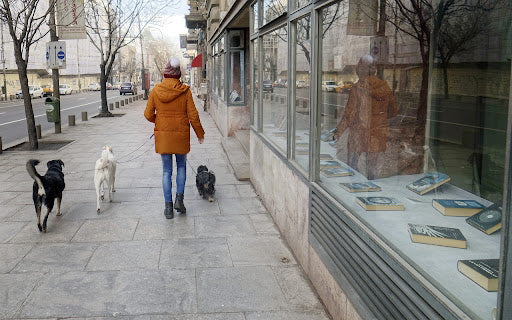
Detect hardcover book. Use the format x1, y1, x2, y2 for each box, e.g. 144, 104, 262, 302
296, 142, 309, 148
356, 196, 404, 211
321, 167, 354, 177
458, 259, 499, 291
408, 224, 466, 248
432, 199, 485, 217
319, 160, 342, 169
319, 154, 333, 160
340, 182, 381, 192
407, 172, 451, 195
466, 204, 502, 235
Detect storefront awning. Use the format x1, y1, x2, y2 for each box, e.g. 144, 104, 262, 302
191, 54, 202, 68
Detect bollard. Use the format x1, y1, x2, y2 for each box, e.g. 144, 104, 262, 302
109, 103, 114, 111
281, 97, 285, 104
120, 100, 125, 107
134, 95, 137, 101
36, 124, 41, 139
115, 101, 119, 108
82, 111, 88, 121
68, 115, 75, 126
129, 97, 133, 103
0, 136, 2, 154
125, 98, 128, 104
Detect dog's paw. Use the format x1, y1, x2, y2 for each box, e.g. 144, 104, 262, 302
37, 224, 43, 232
56, 211, 62, 216
42, 227, 47, 233
100, 195, 104, 201
97, 208, 101, 214
208, 196, 215, 202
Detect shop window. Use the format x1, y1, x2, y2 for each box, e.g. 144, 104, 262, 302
252, 39, 260, 126
262, 0, 287, 26
293, 15, 311, 171
228, 30, 245, 105
315, 1, 510, 319
262, 26, 288, 153
292, 0, 310, 11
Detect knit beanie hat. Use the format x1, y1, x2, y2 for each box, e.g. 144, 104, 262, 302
163, 58, 181, 78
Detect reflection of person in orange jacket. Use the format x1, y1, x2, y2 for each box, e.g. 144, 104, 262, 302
336, 55, 397, 179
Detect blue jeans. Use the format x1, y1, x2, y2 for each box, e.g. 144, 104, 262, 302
161, 154, 187, 203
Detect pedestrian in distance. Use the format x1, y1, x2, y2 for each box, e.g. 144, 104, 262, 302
144, 58, 205, 219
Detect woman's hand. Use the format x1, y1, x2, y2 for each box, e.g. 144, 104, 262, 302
199, 138, 204, 144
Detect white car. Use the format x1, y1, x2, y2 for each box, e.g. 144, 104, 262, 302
88, 83, 101, 91
59, 84, 73, 95
16, 85, 44, 99
322, 80, 337, 92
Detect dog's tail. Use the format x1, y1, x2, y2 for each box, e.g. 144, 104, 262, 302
26, 159, 45, 196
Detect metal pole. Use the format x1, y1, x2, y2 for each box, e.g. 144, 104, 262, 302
77, 40, 81, 92
1, 22, 7, 101
49, 1, 61, 134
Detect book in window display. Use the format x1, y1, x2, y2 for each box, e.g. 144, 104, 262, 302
340, 182, 381, 192
407, 223, 467, 249
406, 172, 451, 195
321, 167, 354, 177
466, 204, 502, 235
319, 160, 342, 169
356, 196, 404, 211
457, 259, 499, 291
320, 154, 333, 160
432, 199, 485, 217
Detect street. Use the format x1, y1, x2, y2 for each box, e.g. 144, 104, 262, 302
0, 90, 132, 147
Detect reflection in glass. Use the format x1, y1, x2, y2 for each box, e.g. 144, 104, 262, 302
294, 16, 311, 171
229, 51, 244, 104
252, 40, 259, 126
262, 27, 288, 153
252, 2, 259, 33
262, 0, 287, 25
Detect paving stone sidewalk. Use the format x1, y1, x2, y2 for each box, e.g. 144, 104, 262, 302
0, 96, 331, 320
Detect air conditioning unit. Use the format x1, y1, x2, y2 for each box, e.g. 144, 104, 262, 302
228, 30, 244, 49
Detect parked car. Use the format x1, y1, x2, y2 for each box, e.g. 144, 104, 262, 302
335, 81, 354, 93
41, 84, 53, 97
322, 80, 337, 92
274, 79, 287, 88
296, 80, 307, 88
16, 85, 44, 99
88, 82, 101, 91
262, 80, 273, 93
112, 83, 121, 90
120, 82, 137, 95
59, 84, 73, 95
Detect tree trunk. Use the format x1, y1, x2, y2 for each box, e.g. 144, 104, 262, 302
98, 64, 112, 117
14, 46, 38, 149
414, 60, 429, 146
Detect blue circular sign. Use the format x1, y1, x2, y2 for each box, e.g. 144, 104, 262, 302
57, 51, 65, 59
46, 52, 49, 60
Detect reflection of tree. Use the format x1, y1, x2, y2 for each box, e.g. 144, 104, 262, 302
385, 0, 501, 140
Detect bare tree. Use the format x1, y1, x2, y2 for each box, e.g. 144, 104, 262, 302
0, 0, 55, 149
84, 0, 177, 116
385, 0, 500, 140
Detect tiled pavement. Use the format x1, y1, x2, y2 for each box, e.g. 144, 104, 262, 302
0, 95, 331, 319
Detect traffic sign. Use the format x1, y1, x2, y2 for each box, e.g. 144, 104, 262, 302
46, 41, 67, 69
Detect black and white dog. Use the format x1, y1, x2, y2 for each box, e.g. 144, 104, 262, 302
196, 165, 216, 202
26, 159, 65, 232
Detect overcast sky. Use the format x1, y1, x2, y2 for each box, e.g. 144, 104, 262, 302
149, 0, 189, 45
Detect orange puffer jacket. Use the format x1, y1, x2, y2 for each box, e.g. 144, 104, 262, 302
144, 78, 205, 154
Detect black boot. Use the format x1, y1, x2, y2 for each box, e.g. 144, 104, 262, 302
174, 193, 186, 214
164, 202, 174, 219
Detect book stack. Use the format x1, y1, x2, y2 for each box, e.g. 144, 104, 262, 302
319, 160, 342, 169
321, 167, 354, 177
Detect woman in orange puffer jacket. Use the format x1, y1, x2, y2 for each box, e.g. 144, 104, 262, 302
144, 58, 205, 219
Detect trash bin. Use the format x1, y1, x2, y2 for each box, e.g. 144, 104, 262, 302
45, 97, 60, 122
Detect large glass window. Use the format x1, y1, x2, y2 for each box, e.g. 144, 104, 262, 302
252, 39, 259, 127
263, 0, 287, 25
262, 26, 288, 153
315, 1, 510, 319
251, 2, 259, 34
293, 15, 311, 171
228, 30, 245, 105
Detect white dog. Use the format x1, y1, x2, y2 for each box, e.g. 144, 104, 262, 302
94, 146, 116, 213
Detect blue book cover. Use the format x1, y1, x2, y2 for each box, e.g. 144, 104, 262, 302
407, 172, 451, 195
340, 182, 381, 192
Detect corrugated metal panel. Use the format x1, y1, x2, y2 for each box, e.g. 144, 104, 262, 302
310, 188, 457, 320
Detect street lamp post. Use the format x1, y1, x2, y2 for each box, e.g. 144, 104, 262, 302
1, 22, 7, 101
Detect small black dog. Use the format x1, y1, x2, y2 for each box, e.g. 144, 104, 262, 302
196, 165, 216, 202
26, 159, 65, 232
